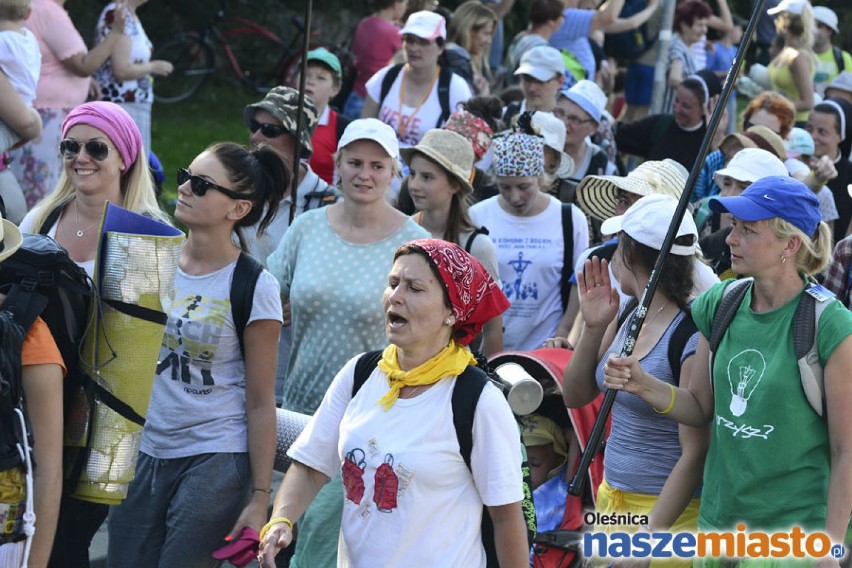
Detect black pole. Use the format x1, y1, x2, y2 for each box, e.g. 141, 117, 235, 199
290, 0, 313, 224
567, 0, 770, 498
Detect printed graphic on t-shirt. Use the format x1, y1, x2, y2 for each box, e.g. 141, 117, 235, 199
156, 293, 229, 389
726, 349, 766, 417
378, 105, 423, 147
342, 443, 408, 518
715, 348, 776, 441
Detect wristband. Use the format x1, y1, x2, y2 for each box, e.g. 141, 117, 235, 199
259, 517, 293, 542
654, 383, 676, 415
251, 487, 272, 494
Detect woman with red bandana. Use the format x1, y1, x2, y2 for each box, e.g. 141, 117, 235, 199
258, 239, 527, 567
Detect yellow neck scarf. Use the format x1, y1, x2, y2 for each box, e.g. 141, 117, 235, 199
376, 340, 476, 411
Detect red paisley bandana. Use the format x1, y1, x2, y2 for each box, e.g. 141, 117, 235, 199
402, 239, 510, 346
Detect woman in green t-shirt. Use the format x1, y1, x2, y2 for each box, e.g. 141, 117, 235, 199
599, 175, 852, 558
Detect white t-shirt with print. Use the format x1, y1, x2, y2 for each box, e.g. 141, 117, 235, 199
288, 355, 523, 567
141, 260, 283, 458
366, 64, 473, 148
469, 195, 589, 350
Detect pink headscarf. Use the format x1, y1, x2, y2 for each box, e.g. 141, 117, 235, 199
61, 101, 142, 170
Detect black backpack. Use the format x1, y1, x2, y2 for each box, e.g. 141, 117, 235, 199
0, 307, 31, 477
352, 351, 537, 567
379, 63, 454, 128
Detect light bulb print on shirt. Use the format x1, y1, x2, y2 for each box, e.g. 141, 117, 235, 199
725, 349, 766, 417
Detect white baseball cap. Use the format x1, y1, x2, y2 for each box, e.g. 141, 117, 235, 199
600, 194, 698, 256
825, 71, 852, 97
514, 46, 565, 82
338, 118, 400, 162
531, 111, 574, 178
812, 6, 839, 33
400, 10, 447, 40
767, 0, 807, 16
714, 148, 788, 183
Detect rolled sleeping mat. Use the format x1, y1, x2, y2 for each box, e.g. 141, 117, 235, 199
274, 407, 311, 473
66, 203, 184, 505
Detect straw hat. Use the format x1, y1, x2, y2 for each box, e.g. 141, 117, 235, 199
400, 129, 475, 194
0, 215, 23, 263
575, 159, 688, 222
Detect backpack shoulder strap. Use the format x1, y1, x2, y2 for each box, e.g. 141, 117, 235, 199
708, 278, 752, 391
379, 64, 405, 108
39, 204, 66, 235
231, 252, 263, 361
834, 46, 845, 72
464, 226, 489, 253
587, 149, 610, 177
436, 65, 453, 127
0, 284, 48, 336
617, 297, 639, 330
792, 283, 832, 418
561, 203, 574, 312
451, 364, 489, 470
668, 311, 698, 386
352, 350, 384, 398
708, 278, 751, 353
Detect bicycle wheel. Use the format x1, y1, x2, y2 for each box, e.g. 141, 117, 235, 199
153, 34, 215, 103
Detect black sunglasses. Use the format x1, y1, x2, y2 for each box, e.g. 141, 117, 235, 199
248, 119, 288, 138
59, 139, 110, 161
177, 168, 245, 200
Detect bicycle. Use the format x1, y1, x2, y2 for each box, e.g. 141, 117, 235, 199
152, 1, 320, 103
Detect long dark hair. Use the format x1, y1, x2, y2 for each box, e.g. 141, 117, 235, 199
618, 233, 695, 312
412, 152, 478, 245
207, 142, 289, 251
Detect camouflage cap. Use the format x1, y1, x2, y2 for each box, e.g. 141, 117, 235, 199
244, 86, 319, 158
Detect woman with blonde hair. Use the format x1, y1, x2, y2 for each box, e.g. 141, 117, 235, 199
767, 0, 816, 126
446, 1, 498, 94
19, 101, 168, 279
604, 176, 852, 557
17, 100, 168, 567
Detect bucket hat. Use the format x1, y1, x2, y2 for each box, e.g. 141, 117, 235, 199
401, 129, 475, 194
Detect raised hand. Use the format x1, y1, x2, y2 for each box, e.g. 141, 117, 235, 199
576, 257, 620, 330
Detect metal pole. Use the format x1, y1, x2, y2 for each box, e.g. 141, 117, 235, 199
567, 0, 769, 498
290, 0, 313, 225
650, 0, 678, 115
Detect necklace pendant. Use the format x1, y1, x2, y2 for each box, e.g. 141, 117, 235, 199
76, 229, 85, 238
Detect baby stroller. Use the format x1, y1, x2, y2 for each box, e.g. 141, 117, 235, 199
488, 348, 609, 568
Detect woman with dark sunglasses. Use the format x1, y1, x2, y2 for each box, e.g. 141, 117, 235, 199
19, 101, 168, 278
108, 141, 289, 566
16, 100, 168, 567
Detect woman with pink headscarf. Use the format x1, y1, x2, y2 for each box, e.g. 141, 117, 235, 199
18, 100, 168, 567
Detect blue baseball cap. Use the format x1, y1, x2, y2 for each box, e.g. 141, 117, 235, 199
708, 175, 821, 236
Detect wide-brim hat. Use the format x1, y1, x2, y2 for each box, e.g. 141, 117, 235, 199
244, 86, 319, 159
575, 159, 687, 222
0, 217, 23, 263
401, 129, 475, 194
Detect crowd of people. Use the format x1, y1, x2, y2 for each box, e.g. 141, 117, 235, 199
1, 0, 852, 566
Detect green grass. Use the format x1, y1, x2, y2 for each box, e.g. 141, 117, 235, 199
151, 76, 259, 214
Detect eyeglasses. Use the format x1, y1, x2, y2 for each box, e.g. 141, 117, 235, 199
248, 119, 288, 138
177, 168, 245, 200
59, 139, 110, 161
553, 109, 595, 126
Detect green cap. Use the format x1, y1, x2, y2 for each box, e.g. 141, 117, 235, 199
306, 47, 342, 77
